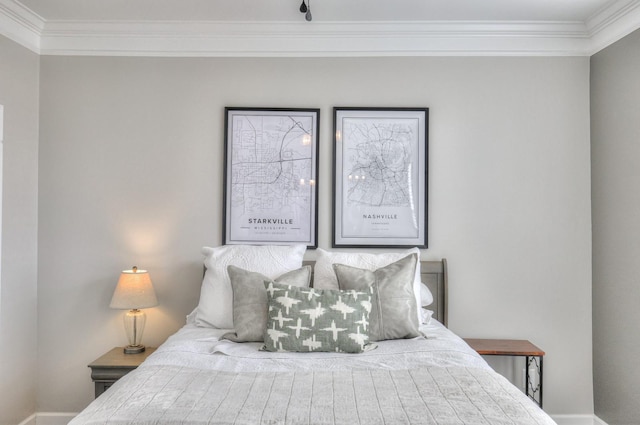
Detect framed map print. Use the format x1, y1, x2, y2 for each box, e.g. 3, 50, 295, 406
333, 107, 428, 248
223, 107, 319, 248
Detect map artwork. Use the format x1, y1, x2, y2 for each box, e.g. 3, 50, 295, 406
342, 117, 420, 239
227, 112, 316, 244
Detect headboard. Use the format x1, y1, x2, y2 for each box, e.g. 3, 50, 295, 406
302, 259, 448, 327
420, 259, 448, 327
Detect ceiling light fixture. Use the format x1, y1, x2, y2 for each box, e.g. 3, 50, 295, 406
299, 0, 312, 21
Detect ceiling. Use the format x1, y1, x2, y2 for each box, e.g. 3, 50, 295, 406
1, 0, 640, 56
13, 0, 615, 22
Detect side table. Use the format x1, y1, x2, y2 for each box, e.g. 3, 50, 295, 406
463, 338, 545, 408
88, 347, 156, 398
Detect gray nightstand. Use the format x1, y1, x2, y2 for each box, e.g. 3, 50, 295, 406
88, 347, 156, 398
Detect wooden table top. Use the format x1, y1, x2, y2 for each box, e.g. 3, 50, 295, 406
463, 338, 545, 356
88, 347, 157, 368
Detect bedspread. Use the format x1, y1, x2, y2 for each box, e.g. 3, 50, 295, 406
139, 320, 490, 373
72, 364, 554, 425
70, 321, 557, 425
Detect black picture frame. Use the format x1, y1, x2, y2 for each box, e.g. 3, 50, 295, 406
333, 107, 428, 248
223, 107, 319, 248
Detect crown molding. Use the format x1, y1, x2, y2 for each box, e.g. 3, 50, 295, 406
1, 0, 639, 57
0, 0, 42, 52
587, 0, 640, 54
38, 20, 592, 57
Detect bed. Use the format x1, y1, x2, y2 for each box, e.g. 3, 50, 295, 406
71, 246, 556, 425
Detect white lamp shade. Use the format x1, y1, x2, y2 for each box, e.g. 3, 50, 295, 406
110, 268, 158, 309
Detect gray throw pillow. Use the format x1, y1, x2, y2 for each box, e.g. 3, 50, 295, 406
222, 265, 312, 342
333, 253, 419, 341
262, 282, 374, 353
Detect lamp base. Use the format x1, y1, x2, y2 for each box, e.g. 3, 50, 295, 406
123, 344, 146, 354
122, 309, 147, 354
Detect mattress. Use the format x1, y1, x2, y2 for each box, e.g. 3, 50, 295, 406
70, 320, 556, 424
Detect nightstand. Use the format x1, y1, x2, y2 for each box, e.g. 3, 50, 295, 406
88, 347, 156, 398
463, 338, 545, 408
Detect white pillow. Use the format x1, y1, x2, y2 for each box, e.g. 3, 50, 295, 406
420, 282, 434, 307
195, 244, 306, 329
313, 248, 428, 323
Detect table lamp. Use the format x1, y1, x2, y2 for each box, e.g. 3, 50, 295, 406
110, 266, 158, 354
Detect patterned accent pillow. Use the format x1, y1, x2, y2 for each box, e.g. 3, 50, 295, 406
262, 282, 374, 353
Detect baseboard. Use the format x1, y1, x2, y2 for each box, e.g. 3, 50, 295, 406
17, 414, 36, 425
18, 413, 78, 425
551, 415, 609, 425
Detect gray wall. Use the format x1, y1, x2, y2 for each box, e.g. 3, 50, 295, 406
37, 56, 593, 415
591, 28, 640, 425
0, 36, 40, 425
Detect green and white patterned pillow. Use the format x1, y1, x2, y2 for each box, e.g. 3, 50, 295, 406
261, 281, 374, 353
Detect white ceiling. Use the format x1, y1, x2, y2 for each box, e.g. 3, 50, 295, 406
14, 0, 614, 22
1, 0, 640, 56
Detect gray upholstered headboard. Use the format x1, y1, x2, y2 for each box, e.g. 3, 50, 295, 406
302, 259, 448, 327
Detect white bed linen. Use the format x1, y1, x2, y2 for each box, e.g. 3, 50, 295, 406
143, 320, 488, 373
71, 321, 556, 425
